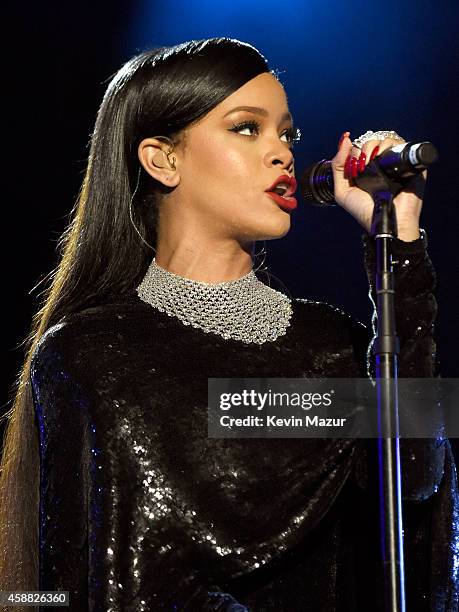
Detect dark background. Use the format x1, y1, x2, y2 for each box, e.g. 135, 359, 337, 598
4, 1, 459, 467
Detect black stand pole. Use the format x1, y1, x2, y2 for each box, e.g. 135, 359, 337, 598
355, 165, 405, 612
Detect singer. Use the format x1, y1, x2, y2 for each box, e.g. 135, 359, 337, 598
0, 38, 457, 611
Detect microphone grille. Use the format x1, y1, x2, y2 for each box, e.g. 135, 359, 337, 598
299, 159, 336, 206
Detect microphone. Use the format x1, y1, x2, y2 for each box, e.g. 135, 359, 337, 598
299, 141, 439, 206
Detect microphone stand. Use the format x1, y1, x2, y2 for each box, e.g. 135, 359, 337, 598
355, 163, 405, 612
301, 148, 435, 611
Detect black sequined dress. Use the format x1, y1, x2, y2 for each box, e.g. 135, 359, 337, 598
30, 234, 459, 611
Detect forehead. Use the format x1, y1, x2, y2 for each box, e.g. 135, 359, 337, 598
209, 72, 290, 119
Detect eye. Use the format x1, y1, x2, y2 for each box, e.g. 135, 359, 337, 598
228, 121, 302, 149
281, 126, 302, 149
228, 120, 261, 137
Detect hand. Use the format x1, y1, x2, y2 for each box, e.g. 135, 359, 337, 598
330, 131, 426, 241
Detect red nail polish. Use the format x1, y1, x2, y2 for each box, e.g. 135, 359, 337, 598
370, 146, 380, 161
351, 156, 358, 178
344, 154, 351, 176
358, 152, 367, 173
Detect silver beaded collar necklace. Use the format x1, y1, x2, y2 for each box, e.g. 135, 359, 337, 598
135, 258, 293, 344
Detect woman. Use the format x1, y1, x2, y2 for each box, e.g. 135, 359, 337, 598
0, 37, 457, 611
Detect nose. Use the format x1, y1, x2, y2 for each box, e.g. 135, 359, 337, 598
264, 145, 295, 175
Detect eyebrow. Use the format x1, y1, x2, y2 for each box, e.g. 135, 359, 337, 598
223, 105, 293, 122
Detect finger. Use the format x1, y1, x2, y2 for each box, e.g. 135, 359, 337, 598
333, 131, 354, 182
350, 143, 363, 157
356, 138, 407, 174
361, 138, 404, 157
357, 140, 380, 171
335, 131, 352, 167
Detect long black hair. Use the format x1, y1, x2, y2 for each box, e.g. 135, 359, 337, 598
0, 37, 274, 606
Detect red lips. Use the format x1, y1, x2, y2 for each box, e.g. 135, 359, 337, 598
265, 174, 298, 211
265, 174, 297, 197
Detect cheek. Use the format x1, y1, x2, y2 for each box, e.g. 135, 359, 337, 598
187, 136, 256, 204
204, 135, 249, 179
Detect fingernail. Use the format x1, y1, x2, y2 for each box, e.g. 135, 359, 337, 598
351, 156, 358, 178
358, 152, 367, 173
338, 131, 350, 150
370, 146, 380, 161
344, 154, 351, 176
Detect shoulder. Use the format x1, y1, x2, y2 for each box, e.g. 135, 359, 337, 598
292, 298, 370, 374
293, 297, 368, 338
31, 291, 147, 375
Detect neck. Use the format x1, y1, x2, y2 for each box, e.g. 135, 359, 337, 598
154, 237, 255, 283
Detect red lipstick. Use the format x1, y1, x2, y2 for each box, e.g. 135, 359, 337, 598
265, 174, 298, 211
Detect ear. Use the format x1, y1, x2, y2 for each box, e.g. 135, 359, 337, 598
138, 138, 180, 188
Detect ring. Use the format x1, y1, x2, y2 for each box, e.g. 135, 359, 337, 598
352, 130, 404, 149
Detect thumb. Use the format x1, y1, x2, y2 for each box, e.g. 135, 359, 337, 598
333, 131, 353, 170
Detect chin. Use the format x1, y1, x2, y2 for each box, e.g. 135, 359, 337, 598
253, 216, 292, 241
232, 206, 292, 242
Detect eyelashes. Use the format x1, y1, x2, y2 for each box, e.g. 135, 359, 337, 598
228, 120, 302, 149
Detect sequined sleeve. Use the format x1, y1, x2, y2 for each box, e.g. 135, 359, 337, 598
30, 322, 250, 612
362, 229, 438, 378
361, 230, 447, 501
30, 324, 91, 610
